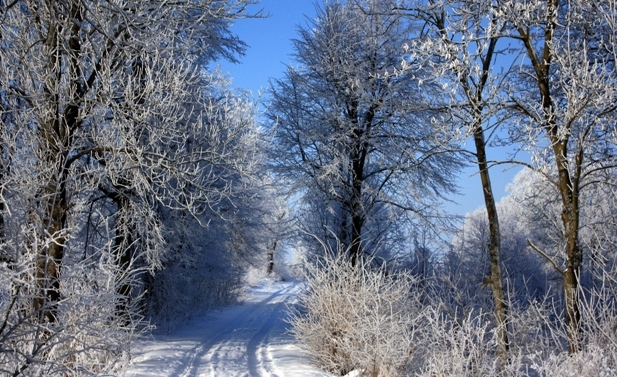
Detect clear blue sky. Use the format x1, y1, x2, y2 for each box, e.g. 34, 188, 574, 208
218, 0, 321, 96
217, 0, 522, 218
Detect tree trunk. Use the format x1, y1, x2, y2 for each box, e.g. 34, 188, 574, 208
450, 18, 510, 360
267, 240, 276, 275
349, 188, 363, 267
348, 101, 372, 266
516, 0, 582, 349
34, 176, 68, 323
555, 142, 582, 353
349, 108, 365, 266
473, 126, 510, 360
32, 0, 85, 323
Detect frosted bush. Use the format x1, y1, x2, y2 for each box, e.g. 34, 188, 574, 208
414, 308, 503, 377
0, 252, 142, 376
529, 343, 617, 377
531, 268, 617, 376
290, 253, 420, 377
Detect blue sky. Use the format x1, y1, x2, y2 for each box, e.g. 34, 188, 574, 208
217, 0, 522, 218
218, 0, 321, 96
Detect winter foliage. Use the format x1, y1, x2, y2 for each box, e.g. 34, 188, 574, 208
0, 0, 265, 374
290, 252, 419, 376
1, 0, 617, 375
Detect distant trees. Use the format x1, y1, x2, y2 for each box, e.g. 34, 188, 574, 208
0, 0, 262, 374
266, 0, 461, 265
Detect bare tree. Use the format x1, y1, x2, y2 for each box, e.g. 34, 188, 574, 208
497, 0, 617, 352
266, 0, 461, 265
406, 0, 513, 360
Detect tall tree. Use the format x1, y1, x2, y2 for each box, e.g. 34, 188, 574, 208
0, 0, 259, 374
408, 0, 511, 360
267, 0, 460, 264
497, 0, 617, 352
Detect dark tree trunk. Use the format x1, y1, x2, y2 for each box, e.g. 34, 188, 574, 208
33, 0, 86, 323
555, 142, 582, 353
267, 240, 277, 275
34, 172, 69, 323
441, 13, 510, 360
517, 0, 582, 352
473, 125, 510, 359
348, 100, 373, 266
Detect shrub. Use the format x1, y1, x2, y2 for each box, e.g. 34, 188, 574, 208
289, 253, 420, 377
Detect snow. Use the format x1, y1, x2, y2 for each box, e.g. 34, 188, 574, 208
124, 280, 335, 377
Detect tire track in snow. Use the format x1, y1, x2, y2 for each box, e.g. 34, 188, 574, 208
177, 282, 296, 377
246, 284, 297, 377
125, 281, 330, 377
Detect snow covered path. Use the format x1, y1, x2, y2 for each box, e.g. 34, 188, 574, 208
124, 280, 333, 377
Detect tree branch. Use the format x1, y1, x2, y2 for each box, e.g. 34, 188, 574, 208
527, 238, 564, 276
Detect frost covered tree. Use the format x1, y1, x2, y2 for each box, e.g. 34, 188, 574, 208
266, 0, 461, 265
139, 79, 263, 327
497, 0, 617, 352
407, 0, 513, 359
0, 0, 259, 374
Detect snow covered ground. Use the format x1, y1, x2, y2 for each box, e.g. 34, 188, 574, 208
124, 280, 334, 377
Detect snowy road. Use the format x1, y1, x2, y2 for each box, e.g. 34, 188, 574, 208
125, 280, 333, 377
